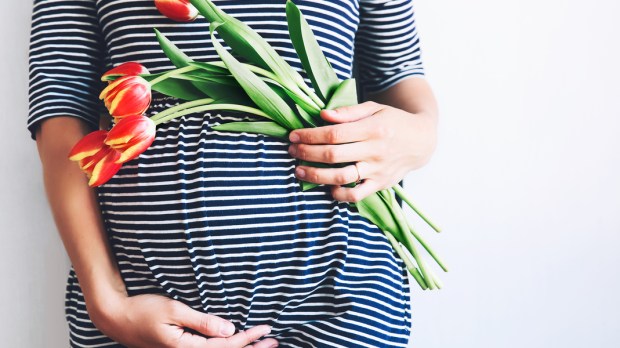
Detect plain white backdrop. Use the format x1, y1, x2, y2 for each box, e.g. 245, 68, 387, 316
1, 0, 619, 347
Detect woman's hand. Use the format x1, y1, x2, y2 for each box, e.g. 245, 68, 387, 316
91, 293, 278, 348
288, 101, 437, 202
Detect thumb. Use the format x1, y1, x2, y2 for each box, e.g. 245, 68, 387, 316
172, 303, 236, 338
321, 101, 385, 124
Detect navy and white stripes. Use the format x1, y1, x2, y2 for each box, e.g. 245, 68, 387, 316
29, 1, 424, 347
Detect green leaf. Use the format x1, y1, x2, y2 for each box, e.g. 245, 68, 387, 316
154, 28, 192, 67
325, 78, 358, 110
286, 0, 340, 101
192, 0, 310, 93
213, 121, 289, 139
210, 22, 303, 130
142, 74, 207, 100
188, 61, 230, 75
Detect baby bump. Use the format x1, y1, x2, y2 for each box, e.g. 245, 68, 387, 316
96, 110, 361, 328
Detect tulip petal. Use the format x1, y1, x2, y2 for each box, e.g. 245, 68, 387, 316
88, 150, 123, 187
68, 130, 108, 161
105, 115, 156, 163
101, 62, 150, 82
155, 0, 199, 22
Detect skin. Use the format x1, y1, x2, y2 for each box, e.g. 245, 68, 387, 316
289, 77, 438, 202
34, 76, 435, 347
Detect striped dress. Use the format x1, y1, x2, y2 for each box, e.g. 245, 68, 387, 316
28, 0, 425, 347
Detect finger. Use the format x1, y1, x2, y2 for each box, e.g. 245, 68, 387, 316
171, 302, 236, 338
288, 141, 376, 164
331, 179, 382, 203
295, 164, 359, 186
321, 101, 385, 123
177, 330, 210, 348
224, 325, 272, 347
289, 121, 373, 145
244, 338, 279, 348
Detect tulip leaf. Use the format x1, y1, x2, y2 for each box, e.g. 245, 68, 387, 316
286, 0, 340, 101
210, 22, 303, 130
188, 61, 230, 75
154, 28, 192, 67
213, 121, 289, 139
192, 0, 309, 93
325, 78, 358, 110
142, 75, 206, 100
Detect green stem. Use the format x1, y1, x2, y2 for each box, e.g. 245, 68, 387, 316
393, 184, 441, 233
383, 190, 436, 290
384, 231, 427, 290
150, 98, 215, 123
210, 61, 323, 111
149, 65, 201, 86
153, 103, 271, 126
406, 218, 449, 272
299, 82, 325, 109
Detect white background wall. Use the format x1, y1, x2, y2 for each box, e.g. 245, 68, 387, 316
1, 0, 618, 347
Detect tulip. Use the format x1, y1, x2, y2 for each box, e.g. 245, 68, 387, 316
155, 0, 199, 22
105, 115, 156, 163
69, 130, 123, 187
101, 62, 150, 82
99, 75, 152, 119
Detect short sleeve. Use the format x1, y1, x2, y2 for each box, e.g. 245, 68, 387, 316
354, 0, 425, 95
28, 0, 106, 139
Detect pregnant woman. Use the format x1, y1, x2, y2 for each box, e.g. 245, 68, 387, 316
30, 0, 438, 347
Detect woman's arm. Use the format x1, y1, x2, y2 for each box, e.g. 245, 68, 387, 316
287, 77, 438, 202
36, 117, 276, 348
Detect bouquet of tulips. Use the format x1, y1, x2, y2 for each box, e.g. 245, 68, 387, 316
69, 0, 448, 290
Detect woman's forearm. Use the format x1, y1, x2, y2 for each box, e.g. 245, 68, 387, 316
369, 76, 439, 120
35, 117, 126, 320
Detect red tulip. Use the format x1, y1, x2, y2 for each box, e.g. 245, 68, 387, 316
99, 75, 152, 119
69, 130, 123, 187
155, 0, 199, 22
105, 115, 156, 163
102, 62, 150, 82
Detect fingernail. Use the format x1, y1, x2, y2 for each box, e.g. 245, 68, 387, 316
270, 343, 279, 348
296, 167, 306, 178
289, 132, 300, 143
220, 322, 235, 336
288, 145, 297, 156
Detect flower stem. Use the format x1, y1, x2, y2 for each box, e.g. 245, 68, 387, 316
210, 61, 323, 111
393, 184, 441, 233
153, 103, 271, 126
150, 98, 215, 123
406, 218, 449, 272
382, 190, 436, 290
384, 231, 428, 290
148, 65, 201, 86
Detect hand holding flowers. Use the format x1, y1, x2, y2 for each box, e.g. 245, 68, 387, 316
289, 101, 437, 203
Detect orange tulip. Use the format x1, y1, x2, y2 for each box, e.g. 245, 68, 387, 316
155, 0, 199, 22
105, 115, 156, 163
99, 75, 152, 119
68, 130, 123, 187
102, 62, 150, 82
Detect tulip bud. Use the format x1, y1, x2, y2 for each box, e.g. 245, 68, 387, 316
102, 62, 150, 82
155, 0, 199, 22
99, 75, 152, 119
69, 130, 123, 187
105, 115, 156, 163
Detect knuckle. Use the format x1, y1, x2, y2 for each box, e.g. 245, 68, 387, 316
324, 147, 338, 162
349, 191, 364, 203
374, 125, 392, 139
327, 128, 341, 143
335, 172, 348, 185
